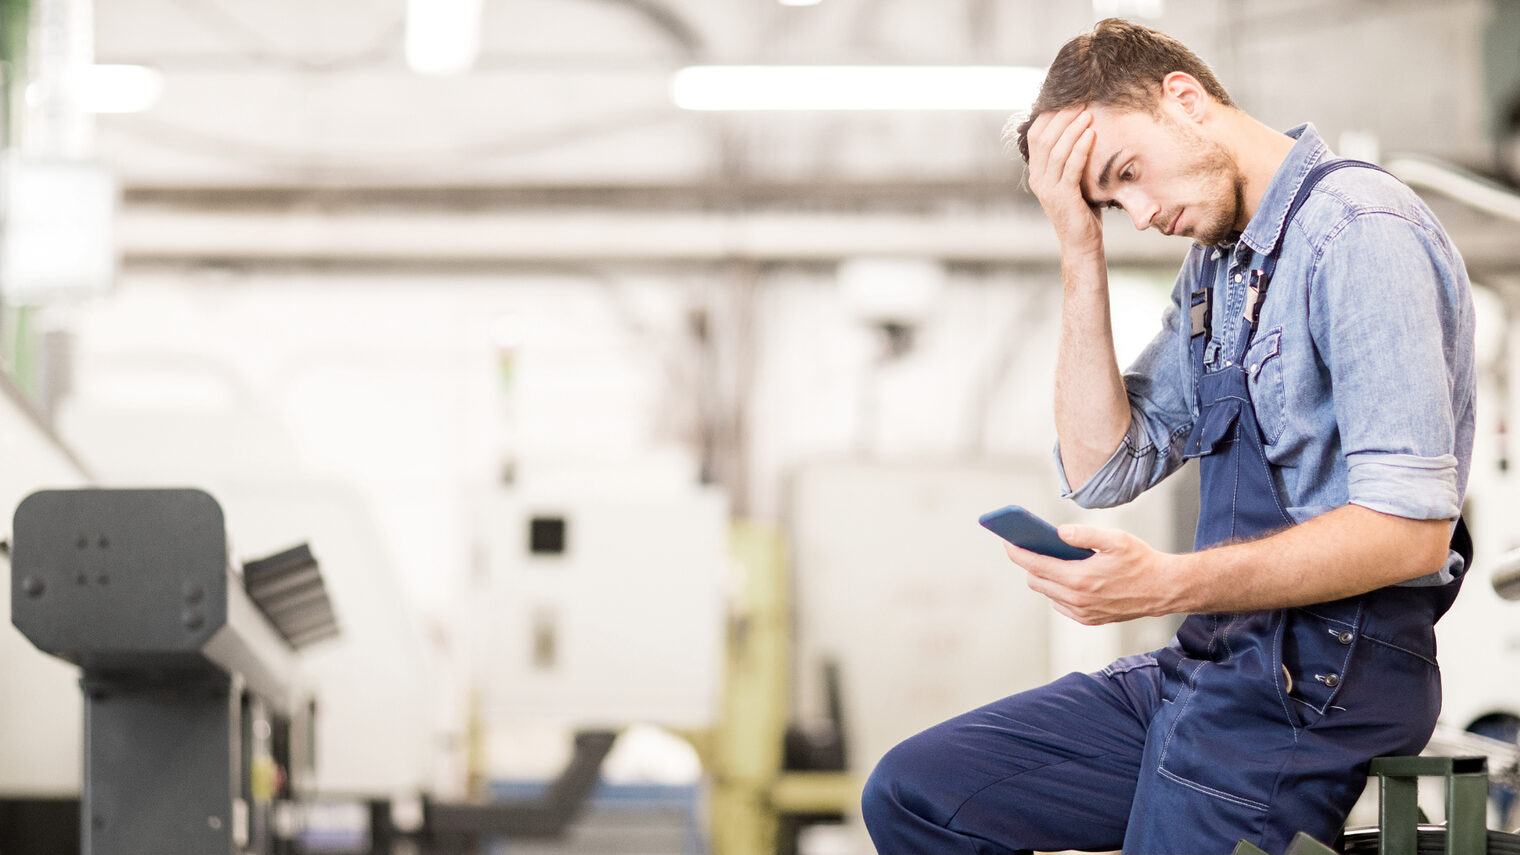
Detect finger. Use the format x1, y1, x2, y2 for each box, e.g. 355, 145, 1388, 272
1063, 123, 1096, 188
1022, 567, 1065, 602
1003, 540, 1040, 568
1045, 112, 1094, 187
1056, 524, 1125, 552
1003, 541, 1069, 577
1029, 106, 1084, 146
1048, 599, 1093, 625
1027, 107, 1084, 174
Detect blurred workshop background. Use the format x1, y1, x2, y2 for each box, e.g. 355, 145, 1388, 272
1, 1, 1519, 854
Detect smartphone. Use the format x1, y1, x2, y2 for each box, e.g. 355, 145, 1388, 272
978, 505, 1094, 560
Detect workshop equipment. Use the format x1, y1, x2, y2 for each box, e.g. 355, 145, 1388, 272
10, 488, 329, 855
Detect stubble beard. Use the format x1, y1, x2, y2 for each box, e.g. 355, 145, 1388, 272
1173, 120, 1248, 247
1194, 173, 1246, 246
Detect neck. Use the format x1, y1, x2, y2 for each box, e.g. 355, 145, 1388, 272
1221, 113, 1297, 229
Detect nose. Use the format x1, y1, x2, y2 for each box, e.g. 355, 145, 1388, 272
1128, 196, 1160, 231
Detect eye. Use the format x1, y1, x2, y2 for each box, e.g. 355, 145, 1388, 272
1119, 165, 1136, 182
1104, 201, 1123, 211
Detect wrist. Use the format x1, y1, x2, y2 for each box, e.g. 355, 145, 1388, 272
1060, 249, 1108, 297
1060, 241, 1106, 281
1159, 549, 1204, 615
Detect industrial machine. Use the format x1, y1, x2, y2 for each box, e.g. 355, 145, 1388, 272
6, 485, 668, 855
9, 487, 335, 854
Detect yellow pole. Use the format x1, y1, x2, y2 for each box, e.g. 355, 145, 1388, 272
709, 521, 790, 855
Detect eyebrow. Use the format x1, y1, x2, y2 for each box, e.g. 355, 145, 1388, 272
1096, 151, 1122, 190
1082, 150, 1123, 208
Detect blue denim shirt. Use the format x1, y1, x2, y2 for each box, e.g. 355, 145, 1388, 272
1057, 124, 1476, 584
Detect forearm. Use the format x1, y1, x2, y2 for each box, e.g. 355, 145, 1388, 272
1168, 505, 1453, 614
1054, 245, 1132, 488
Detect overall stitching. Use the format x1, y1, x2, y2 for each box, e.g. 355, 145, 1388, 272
1270, 611, 1301, 739
1156, 767, 1271, 812
1360, 633, 1438, 668
942, 755, 1111, 830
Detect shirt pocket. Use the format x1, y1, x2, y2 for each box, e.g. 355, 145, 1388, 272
1245, 327, 1286, 444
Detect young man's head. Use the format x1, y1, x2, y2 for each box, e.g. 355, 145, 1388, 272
1014, 19, 1249, 245
1012, 18, 1235, 164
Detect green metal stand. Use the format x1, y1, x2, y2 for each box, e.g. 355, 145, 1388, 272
1367, 756, 1489, 855
1231, 756, 1491, 855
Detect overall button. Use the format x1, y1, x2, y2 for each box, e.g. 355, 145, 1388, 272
1337, 630, 1354, 644
1317, 673, 1341, 688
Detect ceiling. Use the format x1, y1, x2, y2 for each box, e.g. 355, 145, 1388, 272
43, 0, 1514, 273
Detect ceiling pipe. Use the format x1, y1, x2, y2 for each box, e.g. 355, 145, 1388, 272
1385, 155, 1520, 224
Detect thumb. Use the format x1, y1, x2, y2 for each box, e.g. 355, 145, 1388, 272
1056, 524, 1122, 551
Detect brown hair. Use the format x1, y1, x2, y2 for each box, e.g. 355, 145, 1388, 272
1010, 18, 1234, 162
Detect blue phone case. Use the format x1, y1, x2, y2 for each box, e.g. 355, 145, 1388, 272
978, 505, 1094, 560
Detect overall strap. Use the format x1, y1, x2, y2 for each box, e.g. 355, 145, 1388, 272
1188, 250, 1219, 375
1248, 158, 1392, 328
1189, 158, 1390, 404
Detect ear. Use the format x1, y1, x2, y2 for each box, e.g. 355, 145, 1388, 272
1160, 71, 1208, 124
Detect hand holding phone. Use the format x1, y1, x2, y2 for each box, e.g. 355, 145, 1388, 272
979, 505, 1094, 560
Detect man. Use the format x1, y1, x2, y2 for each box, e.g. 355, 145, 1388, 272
861, 18, 1476, 855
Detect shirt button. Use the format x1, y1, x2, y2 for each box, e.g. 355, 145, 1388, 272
1249, 362, 1258, 373
1234, 273, 1243, 283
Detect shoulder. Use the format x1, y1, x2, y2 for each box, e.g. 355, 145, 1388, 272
1291, 165, 1436, 243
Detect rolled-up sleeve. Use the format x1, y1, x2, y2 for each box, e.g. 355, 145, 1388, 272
1346, 452, 1461, 520
1311, 210, 1470, 522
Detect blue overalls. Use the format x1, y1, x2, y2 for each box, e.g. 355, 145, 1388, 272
861, 160, 1470, 854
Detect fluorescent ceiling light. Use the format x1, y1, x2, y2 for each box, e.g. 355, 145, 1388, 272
405, 0, 484, 76
779, 0, 824, 6
73, 64, 164, 114
671, 65, 1045, 111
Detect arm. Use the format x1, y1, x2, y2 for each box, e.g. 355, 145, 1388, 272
1008, 200, 1471, 624
1006, 506, 1452, 625
1024, 108, 1132, 487
1061, 269, 1197, 507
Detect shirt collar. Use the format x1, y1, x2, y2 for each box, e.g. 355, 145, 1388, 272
1237, 123, 1331, 257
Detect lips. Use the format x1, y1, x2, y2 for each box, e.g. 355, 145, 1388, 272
1165, 210, 1182, 236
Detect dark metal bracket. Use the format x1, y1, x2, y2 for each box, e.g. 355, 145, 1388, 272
419, 729, 618, 851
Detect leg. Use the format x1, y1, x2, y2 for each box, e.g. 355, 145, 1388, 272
1123, 615, 1444, 854
861, 654, 1162, 855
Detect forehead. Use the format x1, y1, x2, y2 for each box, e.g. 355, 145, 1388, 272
1081, 105, 1168, 197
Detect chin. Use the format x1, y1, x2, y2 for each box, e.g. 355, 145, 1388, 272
1193, 217, 1235, 246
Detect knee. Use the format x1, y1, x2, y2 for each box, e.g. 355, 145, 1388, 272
860, 749, 899, 825
860, 735, 931, 829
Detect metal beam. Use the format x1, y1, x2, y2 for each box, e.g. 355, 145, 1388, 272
117, 205, 1189, 267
